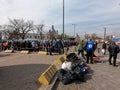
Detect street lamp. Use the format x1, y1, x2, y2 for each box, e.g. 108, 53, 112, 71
72, 24, 76, 37
104, 27, 106, 41
63, 0, 65, 39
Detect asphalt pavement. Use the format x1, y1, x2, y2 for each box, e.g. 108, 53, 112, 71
53, 46, 120, 90
0, 51, 60, 90
0, 46, 120, 90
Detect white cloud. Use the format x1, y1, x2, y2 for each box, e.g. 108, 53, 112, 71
0, 0, 62, 24
0, 0, 120, 36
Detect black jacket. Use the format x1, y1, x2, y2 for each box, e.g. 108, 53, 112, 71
108, 44, 119, 56
102, 43, 107, 49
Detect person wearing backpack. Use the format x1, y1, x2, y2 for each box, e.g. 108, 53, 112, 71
108, 41, 120, 67
85, 39, 95, 64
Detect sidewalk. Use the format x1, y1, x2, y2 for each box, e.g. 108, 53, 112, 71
52, 46, 120, 90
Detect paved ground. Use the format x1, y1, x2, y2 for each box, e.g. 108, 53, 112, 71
0, 46, 120, 90
53, 46, 120, 90
0, 51, 60, 90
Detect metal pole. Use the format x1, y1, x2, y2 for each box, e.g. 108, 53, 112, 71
63, 0, 64, 39
84, 32, 86, 40
72, 24, 76, 37
74, 24, 75, 37
104, 27, 106, 41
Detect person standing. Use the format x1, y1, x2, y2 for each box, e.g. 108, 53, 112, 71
102, 42, 107, 55
77, 40, 86, 60
108, 41, 119, 67
85, 39, 95, 64
49, 40, 53, 55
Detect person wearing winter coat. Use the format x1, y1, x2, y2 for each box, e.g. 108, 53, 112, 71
102, 42, 107, 55
49, 40, 53, 55
108, 41, 120, 67
85, 39, 95, 64
77, 40, 85, 60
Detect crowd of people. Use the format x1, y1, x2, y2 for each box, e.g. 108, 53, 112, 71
0, 38, 120, 67
77, 39, 120, 67
0, 39, 64, 55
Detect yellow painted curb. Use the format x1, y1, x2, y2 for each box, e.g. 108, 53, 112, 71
62, 54, 67, 60
37, 65, 57, 85
20, 50, 29, 54
5, 50, 14, 53
38, 51, 48, 55
56, 54, 66, 65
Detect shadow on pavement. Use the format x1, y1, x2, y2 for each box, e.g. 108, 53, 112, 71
0, 54, 11, 57
117, 61, 120, 66
97, 55, 105, 58
0, 64, 50, 90
52, 79, 60, 90
102, 60, 108, 63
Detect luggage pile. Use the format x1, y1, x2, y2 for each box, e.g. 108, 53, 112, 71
57, 53, 90, 85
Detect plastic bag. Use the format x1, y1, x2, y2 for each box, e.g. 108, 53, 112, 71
61, 61, 72, 70
101, 49, 105, 54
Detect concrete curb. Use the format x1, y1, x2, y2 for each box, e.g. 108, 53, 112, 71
38, 54, 65, 90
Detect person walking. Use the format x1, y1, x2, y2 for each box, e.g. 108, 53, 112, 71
85, 39, 95, 64
102, 42, 107, 55
108, 41, 119, 67
49, 40, 53, 55
77, 40, 86, 60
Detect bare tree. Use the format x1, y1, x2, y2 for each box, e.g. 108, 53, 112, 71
20, 20, 34, 40
85, 33, 90, 40
8, 18, 21, 40
76, 34, 81, 43
91, 33, 97, 40
33, 24, 44, 39
8, 18, 34, 40
0, 25, 11, 40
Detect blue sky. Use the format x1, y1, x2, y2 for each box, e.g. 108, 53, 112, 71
0, 0, 120, 37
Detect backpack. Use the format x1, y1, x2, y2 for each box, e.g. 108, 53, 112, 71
86, 41, 94, 51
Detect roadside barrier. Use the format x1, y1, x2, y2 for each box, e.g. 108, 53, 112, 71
56, 54, 66, 65
62, 54, 67, 60
5, 50, 14, 53
20, 50, 29, 54
37, 65, 57, 85
38, 51, 48, 55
